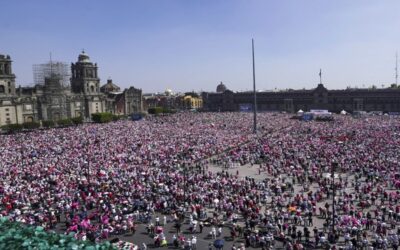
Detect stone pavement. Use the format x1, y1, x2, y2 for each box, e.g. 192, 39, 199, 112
109, 162, 351, 249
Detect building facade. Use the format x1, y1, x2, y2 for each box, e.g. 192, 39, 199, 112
0, 52, 142, 126
143, 90, 203, 111
176, 92, 203, 110
202, 83, 400, 113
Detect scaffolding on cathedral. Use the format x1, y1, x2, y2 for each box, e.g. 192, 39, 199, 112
33, 61, 70, 87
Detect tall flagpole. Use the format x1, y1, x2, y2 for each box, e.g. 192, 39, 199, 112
252, 39, 257, 134
319, 69, 322, 84
396, 52, 398, 85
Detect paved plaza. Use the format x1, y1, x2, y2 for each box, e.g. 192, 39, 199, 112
1, 113, 399, 250
102, 163, 385, 249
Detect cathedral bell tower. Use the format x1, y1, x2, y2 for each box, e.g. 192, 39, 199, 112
70, 51, 100, 95
0, 54, 16, 96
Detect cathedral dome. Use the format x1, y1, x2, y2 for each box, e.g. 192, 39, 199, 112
216, 81, 227, 93
78, 50, 91, 63
100, 79, 121, 93
165, 88, 173, 96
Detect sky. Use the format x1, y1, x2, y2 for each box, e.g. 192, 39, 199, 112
1, 0, 400, 93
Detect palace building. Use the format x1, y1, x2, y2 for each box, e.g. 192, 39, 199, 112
0, 51, 142, 126
202, 82, 400, 113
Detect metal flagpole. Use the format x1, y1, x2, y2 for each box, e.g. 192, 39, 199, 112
319, 69, 322, 84
252, 39, 257, 134
396, 52, 398, 85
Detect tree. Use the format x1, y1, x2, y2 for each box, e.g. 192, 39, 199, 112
0, 217, 115, 249
22, 122, 40, 130
57, 119, 73, 127
1, 123, 23, 133
42, 120, 55, 128
91, 113, 114, 123
148, 107, 163, 115
71, 116, 83, 125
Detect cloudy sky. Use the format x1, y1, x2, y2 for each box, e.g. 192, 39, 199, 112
1, 0, 400, 93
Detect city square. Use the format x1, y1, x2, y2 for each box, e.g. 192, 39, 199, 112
1, 1, 400, 249
1, 112, 399, 249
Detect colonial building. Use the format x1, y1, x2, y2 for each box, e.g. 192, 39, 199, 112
0, 52, 142, 126
176, 92, 203, 110
143, 89, 179, 111
202, 82, 400, 113
143, 89, 203, 111
101, 79, 143, 115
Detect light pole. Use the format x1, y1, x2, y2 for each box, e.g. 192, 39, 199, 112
252, 39, 257, 134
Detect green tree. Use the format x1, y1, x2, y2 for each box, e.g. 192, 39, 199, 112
148, 107, 163, 115
71, 116, 83, 125
91, 112, 114, 123
42, 120, 55, 128
0, 217, 116, 249
1, 123, 23, 132
57, 118, 73, 127
22, 122, 40, 130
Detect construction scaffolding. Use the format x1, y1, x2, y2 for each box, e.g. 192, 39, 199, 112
33, 61, 70, 87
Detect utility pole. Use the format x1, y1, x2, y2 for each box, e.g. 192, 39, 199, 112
252, 39, 257, 134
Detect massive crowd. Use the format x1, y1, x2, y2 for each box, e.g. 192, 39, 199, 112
0, 112, 399, 249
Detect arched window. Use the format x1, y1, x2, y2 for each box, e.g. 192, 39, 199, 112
0, 85, 5, 93
91, 85, 95, 92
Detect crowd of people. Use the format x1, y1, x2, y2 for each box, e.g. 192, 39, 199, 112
0, 112, 399, 249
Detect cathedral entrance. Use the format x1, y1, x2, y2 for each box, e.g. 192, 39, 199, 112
25, 116, 33, 123
53, 112, 60, 121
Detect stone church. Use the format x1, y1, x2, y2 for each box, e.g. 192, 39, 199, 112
0, 51, 142, 126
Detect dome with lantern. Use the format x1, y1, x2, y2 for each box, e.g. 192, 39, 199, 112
216, 81, 228, 93
100, 78, 121, 93
165, 88, 173, 96
78, 50, 91, 63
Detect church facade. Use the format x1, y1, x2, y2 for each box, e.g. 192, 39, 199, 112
0, 52, 142, 126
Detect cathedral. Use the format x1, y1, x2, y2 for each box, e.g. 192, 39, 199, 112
0, 51, 142, 126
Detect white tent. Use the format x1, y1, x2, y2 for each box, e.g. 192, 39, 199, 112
297, 109, 304, 114
340, 110, 347, 115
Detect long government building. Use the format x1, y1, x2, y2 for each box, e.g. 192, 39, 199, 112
202, 82, 400, 113
0, 52, 142, 126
